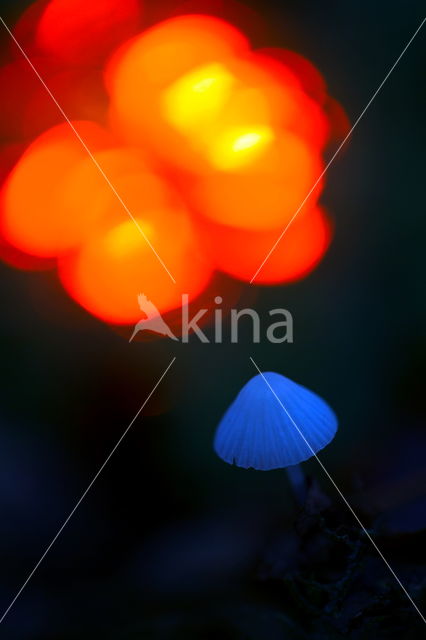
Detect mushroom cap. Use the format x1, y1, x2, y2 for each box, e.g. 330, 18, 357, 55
214, 372, 337, 470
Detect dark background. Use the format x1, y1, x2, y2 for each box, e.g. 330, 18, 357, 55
0, 1, 425, 638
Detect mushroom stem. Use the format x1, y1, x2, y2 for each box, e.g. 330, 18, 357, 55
285, 464, 307, 505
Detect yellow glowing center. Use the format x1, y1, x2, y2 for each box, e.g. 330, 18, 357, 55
105, 220, 152, 258
232, 132, 264, 152
162, 63, 235, 134
208, 126, 275, 170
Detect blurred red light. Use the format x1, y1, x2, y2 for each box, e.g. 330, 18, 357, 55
0, 2, 347, 325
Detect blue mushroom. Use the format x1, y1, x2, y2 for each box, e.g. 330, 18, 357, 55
214, 372, 338, 472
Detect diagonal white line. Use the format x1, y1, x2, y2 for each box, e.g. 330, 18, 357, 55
250, 16, 426, 284
0, 16, 176, 284
250, 357, 426, 625
0, 356, 176, 626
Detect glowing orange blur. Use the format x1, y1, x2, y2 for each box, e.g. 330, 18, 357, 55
36, 0, 143, 65
2, 122, 113, 257
200, 207, 332, 284
58, 206, 212, 324
2, 122, 112, 257
188, 132, 322, 229
0, 2, 348, 326
106, 15, 250, 171
58, 147, 178, 237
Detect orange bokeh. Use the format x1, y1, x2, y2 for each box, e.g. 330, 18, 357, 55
57, 147, 177, 236
199, 207, 332, 284
36, 0, 143, 65
187, 132, 323, 229
106, 15, 250, 171
106, 13, 248, 94
105, 14, 330, 238
0, 2, 348, 326
58, 204, 212, 324
1, 122, 114, 257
